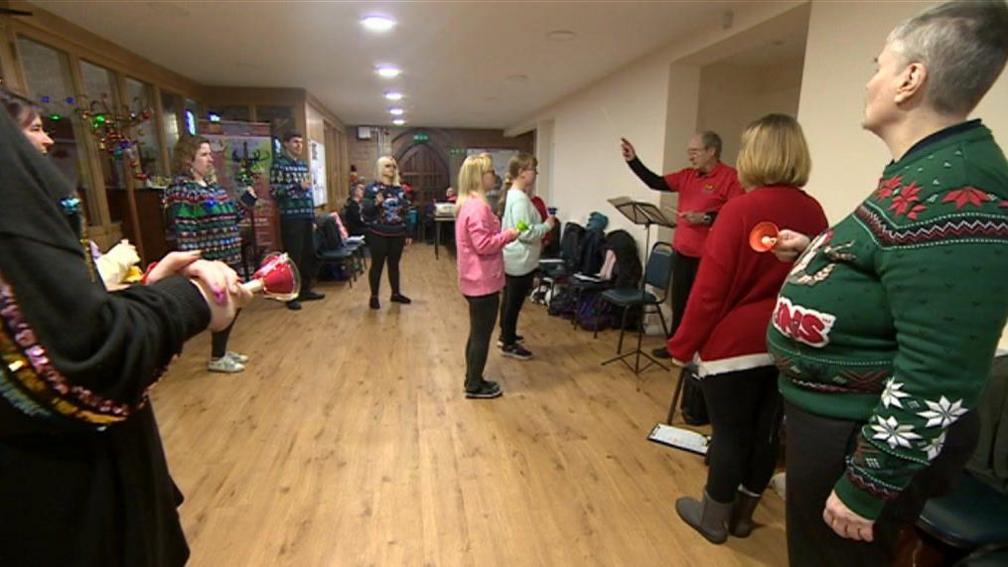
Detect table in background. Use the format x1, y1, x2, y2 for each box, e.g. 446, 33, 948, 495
434, 215, 455, 260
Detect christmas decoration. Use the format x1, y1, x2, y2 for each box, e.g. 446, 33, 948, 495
73, 93, 153, 181
231, 141, 267, 189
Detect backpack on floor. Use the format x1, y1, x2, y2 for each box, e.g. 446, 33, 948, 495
680, 366, 710, 426
574, 292, 615, 331
547, 287, 577, 318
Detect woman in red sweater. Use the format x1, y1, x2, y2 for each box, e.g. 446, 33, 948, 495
667, 114, 828, 544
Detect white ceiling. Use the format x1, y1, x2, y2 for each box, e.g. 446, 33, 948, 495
31, 0, 757, 129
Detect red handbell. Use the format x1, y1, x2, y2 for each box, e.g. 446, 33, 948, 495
749, 221, 780, 253
242, 252, 301, 301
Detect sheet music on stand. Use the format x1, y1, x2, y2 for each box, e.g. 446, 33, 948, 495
607, 196, 677, 228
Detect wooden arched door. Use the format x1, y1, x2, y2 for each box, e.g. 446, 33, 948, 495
396, 143, 449, 207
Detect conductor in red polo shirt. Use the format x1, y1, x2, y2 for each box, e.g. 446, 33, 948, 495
621, 132, 744, 359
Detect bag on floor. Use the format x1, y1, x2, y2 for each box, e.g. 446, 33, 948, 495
574, 292, 615, 331
547, 288, 577, 318
529, 277, 551, 305
680, 368, 710, 426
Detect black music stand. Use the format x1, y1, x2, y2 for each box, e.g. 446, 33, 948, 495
601, 197, 676, 375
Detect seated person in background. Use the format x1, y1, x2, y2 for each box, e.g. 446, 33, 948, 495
344, 183, 367, 237
445, 187, 457, 203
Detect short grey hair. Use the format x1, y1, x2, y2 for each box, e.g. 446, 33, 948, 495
699, 130, 722, 159
887, 0, 1008, 115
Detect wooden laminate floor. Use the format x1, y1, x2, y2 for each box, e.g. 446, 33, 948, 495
153, 244, 787, 566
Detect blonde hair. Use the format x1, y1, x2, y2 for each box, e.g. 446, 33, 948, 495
456, 153, 493, 214
172, 135, 215, 182
736, 114, 811, 189
375, 155, 401, 186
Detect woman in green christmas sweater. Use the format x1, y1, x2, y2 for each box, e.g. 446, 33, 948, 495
767, 2, 1008, 565
165, 136, 254, 374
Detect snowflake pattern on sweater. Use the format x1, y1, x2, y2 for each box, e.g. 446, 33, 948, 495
269, 153, 314, 219
768, 121, 1008, 519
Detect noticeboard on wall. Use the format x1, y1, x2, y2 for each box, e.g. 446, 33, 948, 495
310, 139, 328, 206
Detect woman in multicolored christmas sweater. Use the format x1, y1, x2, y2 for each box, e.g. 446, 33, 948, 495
362, 155, 413, 309
766, 2, 1008, 564
165, 136, 254, 373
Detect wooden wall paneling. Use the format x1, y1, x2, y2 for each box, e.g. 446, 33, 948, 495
151, 86, 171, 176
4, 0, 204, 99
203, 86, 305, 108
0, 14, 27, 93
113, 70, 146, 262
66, 51, 112, 229
306, 91, 345, 132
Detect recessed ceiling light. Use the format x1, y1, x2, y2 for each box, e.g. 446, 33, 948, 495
384, 91, 404, 101
361, 15, 396, 32
392, 119, 406, 126
389, 107, 405, 116
376, 65, 401, 79
547, 30, 577, 42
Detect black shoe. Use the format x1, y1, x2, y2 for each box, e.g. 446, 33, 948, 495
390, 293, 412, 304
369, 296, 380, 310
496, 335, 524, 348
299, 290, 325, 301
465, 380, 502, 399
501, 343, 533, 360
286, 300, 302, 311
652, 346, 671, 359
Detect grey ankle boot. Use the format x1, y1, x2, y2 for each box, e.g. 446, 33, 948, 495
728, 489, 762, 537
675, 491, 732, 544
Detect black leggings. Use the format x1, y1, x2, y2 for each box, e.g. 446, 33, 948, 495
499, 271, 535, 346
700, 365, 782, 503
210, 310, 240, 359
784, 401, 980, 567
670, 252, 700, 337
464, 292, 500, 391
367, 233, 405, 297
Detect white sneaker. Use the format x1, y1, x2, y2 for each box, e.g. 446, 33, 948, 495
208, 357, 245, 373
225, 351, 249, 364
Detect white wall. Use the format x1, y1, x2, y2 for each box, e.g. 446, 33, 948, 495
547, 58, 676, 239
507, 1, 806, 250
697, 58, 805, 165
797, 0, 1008, 348
798, 0, 1008, 223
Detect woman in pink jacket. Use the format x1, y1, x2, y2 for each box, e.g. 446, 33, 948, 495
455, 153, 519, 399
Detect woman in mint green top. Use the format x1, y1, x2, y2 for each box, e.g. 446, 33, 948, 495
497, 153, 555, 359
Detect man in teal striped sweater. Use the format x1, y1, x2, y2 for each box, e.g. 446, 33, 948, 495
270, 131, 323, 310
766, 2, 1008, 564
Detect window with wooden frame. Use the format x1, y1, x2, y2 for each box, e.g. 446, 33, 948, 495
14, 36, 99, 224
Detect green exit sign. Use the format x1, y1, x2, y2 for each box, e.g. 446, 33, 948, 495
413, 132, 429, 142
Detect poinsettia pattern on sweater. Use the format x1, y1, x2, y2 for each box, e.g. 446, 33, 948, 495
768, 121, 1008, 520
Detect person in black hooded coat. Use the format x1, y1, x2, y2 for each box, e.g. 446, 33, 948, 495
0, 102, 248, 566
